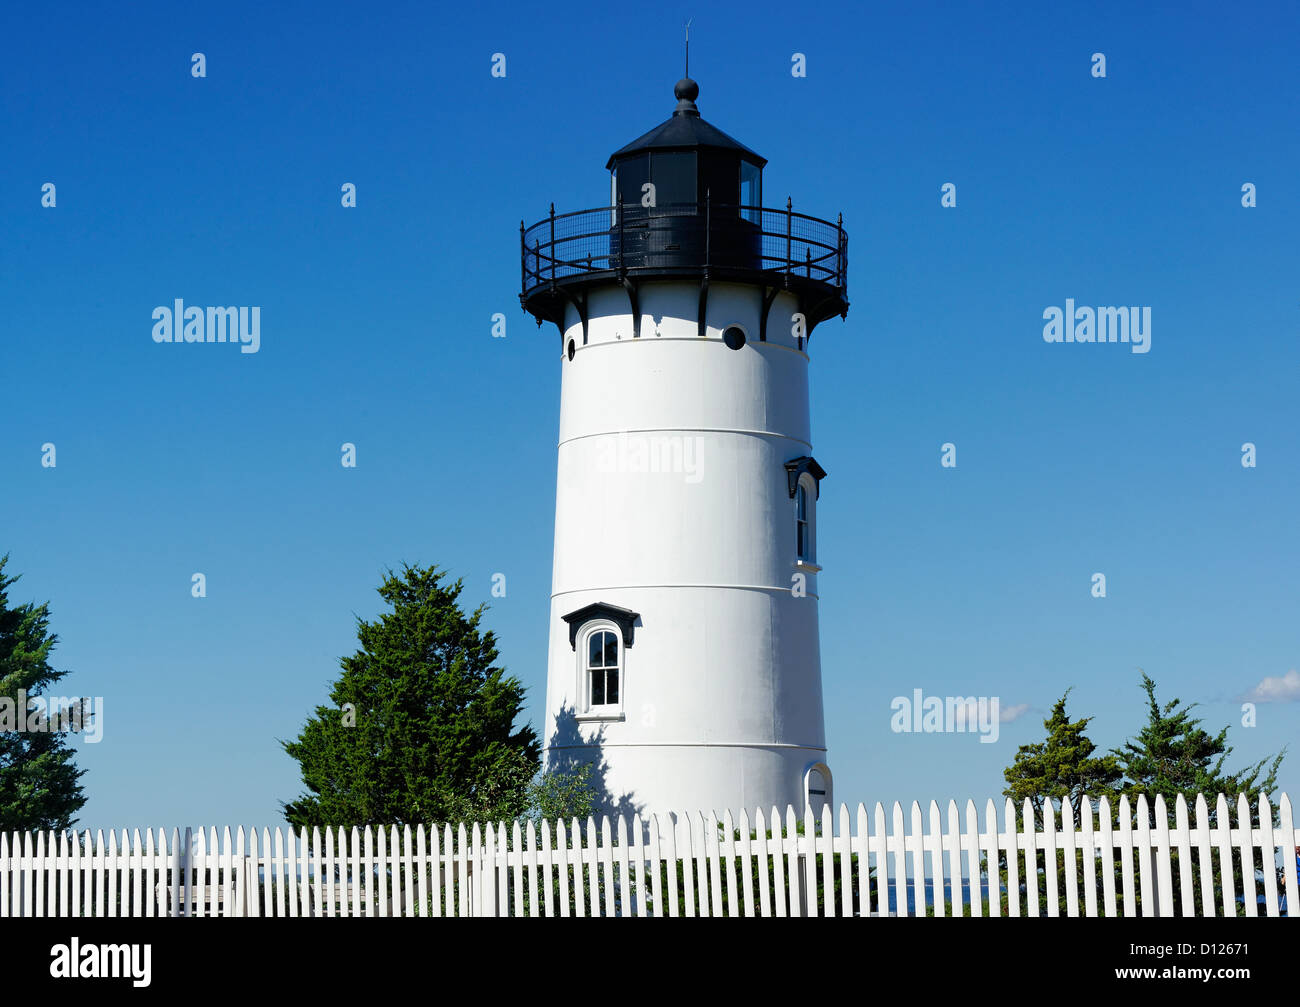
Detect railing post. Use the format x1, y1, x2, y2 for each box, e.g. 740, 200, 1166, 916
785, 197, 793, 275
836, 212, 844, 288
548, 203, 556, 281
805, 248, 812, 278
704, 189, 711, 269
519, 220, 526, 295
618, 201, 625, 274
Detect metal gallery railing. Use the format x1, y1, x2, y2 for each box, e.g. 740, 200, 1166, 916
521, 198, 848, 300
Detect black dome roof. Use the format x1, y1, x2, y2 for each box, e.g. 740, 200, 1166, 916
605, 78, 766, 170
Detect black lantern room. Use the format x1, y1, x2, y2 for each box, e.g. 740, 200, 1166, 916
521, 77, 848, 341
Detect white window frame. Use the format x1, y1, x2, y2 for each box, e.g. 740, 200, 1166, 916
577, 620, 625, 720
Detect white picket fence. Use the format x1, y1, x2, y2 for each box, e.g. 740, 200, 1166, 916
1, 792, 1295, 917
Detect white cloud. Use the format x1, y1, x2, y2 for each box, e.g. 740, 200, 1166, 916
999, 703, 1031, 724
1243, 669, 1300, 703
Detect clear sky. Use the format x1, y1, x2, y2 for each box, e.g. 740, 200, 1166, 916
2, 0, 1296, 830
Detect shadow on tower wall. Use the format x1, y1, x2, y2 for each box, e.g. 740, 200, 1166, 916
545, 703, 643, 821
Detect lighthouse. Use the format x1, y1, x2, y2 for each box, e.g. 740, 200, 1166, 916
520, 74, 848, 819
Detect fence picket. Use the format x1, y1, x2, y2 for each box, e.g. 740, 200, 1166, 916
1214, 795, 1234, 916
1079, 797, 1097, 918
928, 801, 945, 918
646, 815, 663, 918
1154, 796, 1174, 917
1117, 796, 1136, 917
423, 825, 437, 919
1174, 796, 1194, 917
1280, 794, 1298, 917
1061, 801, 1079, 917
1135, 796, 1155, 917
524, 821, 538, 918
855, 804, 872, 918
677, 815, 695, 917
838, 804, 853, 918
891, 803, 908, 917
766, 806, 784, 918
706, 812, 724, 917
1042, 800, 1058, 917
803, 805, 819, 917
1237, 794, 1257, 917
376, 825, 389, 918
1258, 795, 1279, 916
616, 816, 632, 917
444, 824, 455, 918
630, 815, 645, 918
1192, 795, 1213, 918
599, 816, 615, 917
787, 806, 803, 917
819, 804, 835, 917
589, 816, 605, 917
722, 811, 739, 918
695, 812, 713, 918
539, 820, 553, 919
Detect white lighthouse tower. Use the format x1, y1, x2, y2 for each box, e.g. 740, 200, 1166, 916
520, 74, 848, 819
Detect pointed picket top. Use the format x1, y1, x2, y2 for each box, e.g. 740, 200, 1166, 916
1279, 792, 1299, 914
1153, 793, 1167, 827
765, 805, 785, 918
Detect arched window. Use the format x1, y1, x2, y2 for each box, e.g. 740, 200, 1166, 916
583, 624, 622, 713
795, 473, 818, 563
784, 456, 825, 566
561, 601, 637, 720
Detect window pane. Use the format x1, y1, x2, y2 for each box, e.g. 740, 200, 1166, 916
797, 520, 806, 559
740, 160, 761, 222
616, 155, 649, 207
607, 669, 619, 704
588, 632, 604, 668
591, 669, 605, 706
602, 633, 619, 667
650, 152, 696, 209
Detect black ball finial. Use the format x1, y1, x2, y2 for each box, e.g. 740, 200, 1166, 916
673, 76, 700, 116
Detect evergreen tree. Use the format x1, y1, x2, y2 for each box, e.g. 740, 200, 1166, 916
998, 690, 1120, 915
1116, 672, 1283, 809
282, 564, 539, 827
0, 555, 87, 831
1004, 689, 1122, 825
1114, 672, 1285, 915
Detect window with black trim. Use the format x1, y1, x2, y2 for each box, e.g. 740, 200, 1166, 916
796, 476, 814, 562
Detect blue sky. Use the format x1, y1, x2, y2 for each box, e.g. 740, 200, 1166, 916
2, 0, 1296, 829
